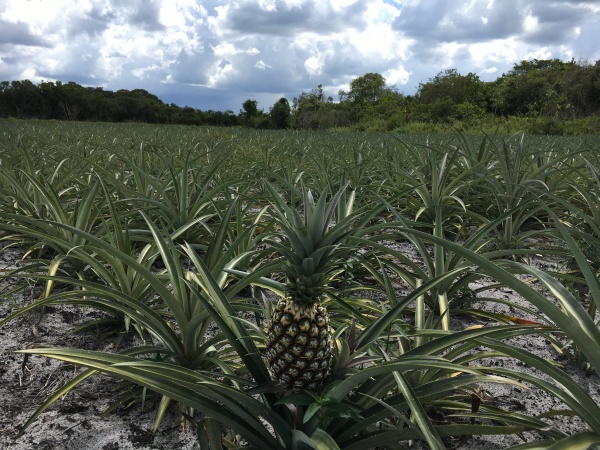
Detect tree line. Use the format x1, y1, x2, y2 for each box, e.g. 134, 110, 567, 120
1, 58, 599, 132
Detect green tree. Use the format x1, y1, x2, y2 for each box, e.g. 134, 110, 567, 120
490, 59, 576, 117
292, 85, 345, 129
0, 81, 11, 117
239, 99, 269, 127
562, 59, 600, 117
339, 73, 388, 121
340, 72, 387, 105
269, 98, 291, 129
417, 69, 485, 105
415, 69, 488, 122
241, 99, 259, 123
7, 80, 44, 117
336, 73, 411, 129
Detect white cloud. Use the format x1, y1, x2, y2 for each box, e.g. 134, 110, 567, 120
304, 54, 325, 77
469, 40, 518, 65
348, 0, 402, 60
255, 60, 271, 70
132, 65, 163, 79
159, 0, 206, 28
0, 0, 599, 111
384, 67, 410, 86
523, 48, 552, 61
211, 43, 262, 65
258, 0, 277, 12
1, 0, 74, 29
331, 0, 358, 11
524, 14, 539, 34
207, 59, 233, 87
480, 67, 498, 76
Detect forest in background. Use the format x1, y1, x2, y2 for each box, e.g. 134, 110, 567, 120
1, 58, 599, 134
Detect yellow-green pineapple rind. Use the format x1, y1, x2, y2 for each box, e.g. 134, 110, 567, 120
266, 298, 332, 391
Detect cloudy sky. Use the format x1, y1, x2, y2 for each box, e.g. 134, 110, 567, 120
1, 0, 599, 112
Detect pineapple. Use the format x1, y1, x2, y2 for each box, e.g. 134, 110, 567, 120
264, 184, 356, 391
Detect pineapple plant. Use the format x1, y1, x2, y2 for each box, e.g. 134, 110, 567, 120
264, 184, 356, 391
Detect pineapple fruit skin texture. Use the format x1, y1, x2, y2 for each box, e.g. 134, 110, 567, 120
266, 298, 332, 392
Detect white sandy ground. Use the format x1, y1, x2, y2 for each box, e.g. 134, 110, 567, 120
1, 242, 599, 449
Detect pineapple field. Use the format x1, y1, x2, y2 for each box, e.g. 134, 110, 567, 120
1, 119, 600, 449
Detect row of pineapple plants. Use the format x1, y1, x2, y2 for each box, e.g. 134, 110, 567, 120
1, 120, 600, 448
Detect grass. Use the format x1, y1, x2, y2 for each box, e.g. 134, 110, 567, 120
1, 118, 600, 449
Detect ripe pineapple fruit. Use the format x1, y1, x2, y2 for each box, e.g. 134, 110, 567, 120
264, 184, 355, 391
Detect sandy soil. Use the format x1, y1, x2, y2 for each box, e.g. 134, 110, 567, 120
1, 242, 599, 449
0, 245, 199, 449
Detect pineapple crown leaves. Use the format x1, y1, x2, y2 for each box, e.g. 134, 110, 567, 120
264, 182, 358, 298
